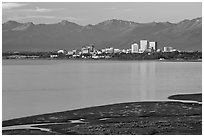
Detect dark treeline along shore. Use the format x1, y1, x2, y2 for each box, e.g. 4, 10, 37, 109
2, 51, 202, 61
2, 93, 202, 135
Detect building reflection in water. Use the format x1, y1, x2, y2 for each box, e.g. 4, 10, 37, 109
131, 62, 156, 101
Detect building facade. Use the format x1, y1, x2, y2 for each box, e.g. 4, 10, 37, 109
131, 43, 139, 53
164, 47, 173, 52
57, 49, 67, 54
149, 42, 157, 51
82, 47, 90, 54
140, 40, 148, 52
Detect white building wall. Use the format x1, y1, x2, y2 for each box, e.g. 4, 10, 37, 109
164, 47, 173, 52
131, 43, 139, 53
57, 49, 67, 54
149, 42, 157, 50
140, 40, 148, 52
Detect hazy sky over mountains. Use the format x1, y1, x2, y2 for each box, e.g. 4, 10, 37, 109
2, 2, 202, 25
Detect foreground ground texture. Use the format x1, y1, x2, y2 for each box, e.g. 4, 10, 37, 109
2, 93, 202, 135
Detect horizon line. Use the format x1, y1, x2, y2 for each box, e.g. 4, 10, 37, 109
3, 16, 202, 26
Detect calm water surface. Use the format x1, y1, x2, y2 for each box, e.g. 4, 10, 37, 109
2, 60, 202, 120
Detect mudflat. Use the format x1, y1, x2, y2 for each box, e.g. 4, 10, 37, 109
2, 93, 202, 135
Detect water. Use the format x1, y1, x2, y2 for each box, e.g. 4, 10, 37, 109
2, 60, 202, 120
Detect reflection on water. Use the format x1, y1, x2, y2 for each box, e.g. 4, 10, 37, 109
130, 62, 156, 101
140, 62, 156, 100
2, 60, 202, 120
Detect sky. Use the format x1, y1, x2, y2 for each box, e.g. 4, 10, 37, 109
2, 2, 202, 25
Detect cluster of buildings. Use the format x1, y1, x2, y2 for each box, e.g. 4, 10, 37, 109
51, 40, 178, 58
131, 40, 158, 53
130, 40, 177, 53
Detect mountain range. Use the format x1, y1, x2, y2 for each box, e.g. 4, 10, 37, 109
2, 17, 202, 51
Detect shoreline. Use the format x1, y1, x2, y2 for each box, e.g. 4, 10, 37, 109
2, 58, 202, 63
2, 93, 202, 135
168, 93, 202, 102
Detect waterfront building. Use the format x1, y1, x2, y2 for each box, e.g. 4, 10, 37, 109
82, 47, 90, 54
145, 49, 152, 52
164, 47, 174, 52
171, 49, 178, 52
105, 47, 114, 54
140, 40, 148, 52
122, 49, 126, 53
67, 51, 74, 55
81, 45, 95, 55
139, 49, 144, 53
101, 49, 106, 53
164, 47, 168, 52
97, 50, 102, 55
126, 49, 131, 54
156, 49, 161, 52
57, 49, 67, 54
169, 47, 173, 51
114, 49, 121, 53
149, 42, 157, 51
50, 54, 58, 58
87, 45, 94, 52
72, 49, 77, 54
131, 43, 139, 53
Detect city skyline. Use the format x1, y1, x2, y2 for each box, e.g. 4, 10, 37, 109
3, 2, 202, 25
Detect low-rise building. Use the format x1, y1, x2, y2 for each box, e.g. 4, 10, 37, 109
164, 47, 174, 52
50, 54, 58, 58
126, 49, 131, 54
101, 49, 106, 53
114, 49, 121, 53
66, 51, 74, 55
105, 47, 114, 54
82, 47, 90, 54
57, 49, 67, 54
145, 48, 152, 52
156, 49, 161, 52
139, 49, 145, 53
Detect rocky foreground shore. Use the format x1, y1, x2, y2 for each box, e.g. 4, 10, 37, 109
2, 93, 202, 135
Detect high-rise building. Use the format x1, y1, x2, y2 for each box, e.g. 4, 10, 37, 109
140, 40, 148, 52
131, 43, 139, 53
149, 42, 157, 51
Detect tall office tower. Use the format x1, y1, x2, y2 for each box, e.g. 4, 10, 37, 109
131, 43, 139, 53
149, 42, 158, 51
140, 40, 148, 52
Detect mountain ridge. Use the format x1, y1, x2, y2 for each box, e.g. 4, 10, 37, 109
2, 17, 202, 51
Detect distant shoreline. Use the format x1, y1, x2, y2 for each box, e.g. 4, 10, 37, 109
2, 58, 202, 62
168, 93, 202, 102
2, 93, 202, 135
